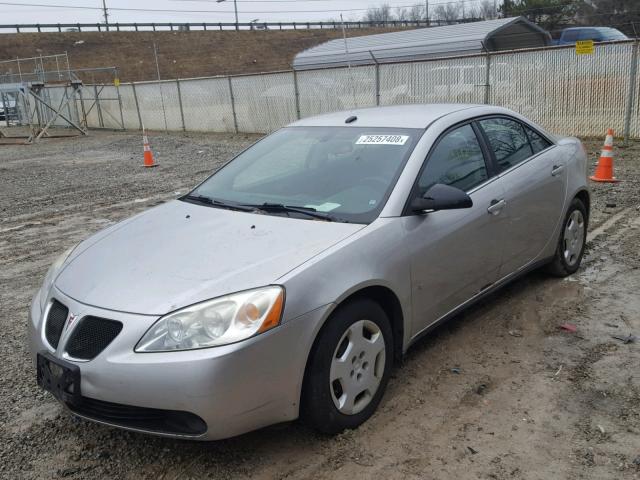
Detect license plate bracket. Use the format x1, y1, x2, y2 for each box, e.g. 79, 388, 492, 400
37, 351, 81, 406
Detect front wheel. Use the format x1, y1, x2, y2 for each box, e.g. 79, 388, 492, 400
546, 198, 588, 277
301, 298, 393, 434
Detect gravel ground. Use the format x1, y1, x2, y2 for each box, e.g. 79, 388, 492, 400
1, 131, 639, 480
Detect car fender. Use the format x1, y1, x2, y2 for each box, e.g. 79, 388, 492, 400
278, 217, 413, 350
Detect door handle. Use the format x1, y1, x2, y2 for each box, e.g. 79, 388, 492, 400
551, 164, 565, 176
487, 198, 506, 215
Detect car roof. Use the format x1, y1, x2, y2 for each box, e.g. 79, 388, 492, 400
564, 26, 620, 32
289, 104, 490, 129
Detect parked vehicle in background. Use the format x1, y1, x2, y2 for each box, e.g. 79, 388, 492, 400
0, 96, 17, 122
30, 104, 590, 440
553, 27, 629, 46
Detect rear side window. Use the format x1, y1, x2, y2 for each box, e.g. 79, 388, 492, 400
479, 118, 533, 172
524, 126, 552, 154
418, 124, 488, 193
563, 30, 579, 42
578, 29, 599, 41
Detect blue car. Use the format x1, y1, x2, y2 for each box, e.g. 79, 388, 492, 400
553, 27, 629, 46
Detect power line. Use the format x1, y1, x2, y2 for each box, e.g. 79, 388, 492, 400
0, 0, 500, 14
0, 0, 637, 22
171, 0, 485, 3
0, 1, 424, 14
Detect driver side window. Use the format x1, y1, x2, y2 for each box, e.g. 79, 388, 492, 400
418, 124, 489, 194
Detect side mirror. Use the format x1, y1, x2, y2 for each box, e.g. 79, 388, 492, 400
411, 183, 473, 213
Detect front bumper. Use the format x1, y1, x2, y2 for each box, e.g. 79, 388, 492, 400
29, 287, 330, 440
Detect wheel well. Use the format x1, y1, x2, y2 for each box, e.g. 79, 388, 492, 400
333, 286, 405, 365
299, 285, 404, 419
575, 190, 590, 225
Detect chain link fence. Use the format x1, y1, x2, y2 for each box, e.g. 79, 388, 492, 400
231, 72, 298, 133
42, 40, 640, 139
179, 77, 235, 133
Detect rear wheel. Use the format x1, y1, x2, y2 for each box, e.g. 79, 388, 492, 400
546, 198, 587, 277
302, 298, 393, 434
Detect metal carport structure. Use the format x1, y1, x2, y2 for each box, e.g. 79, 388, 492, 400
293, 17, 552, 70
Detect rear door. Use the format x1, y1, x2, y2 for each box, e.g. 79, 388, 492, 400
477, 117, 567, 276
403, 123, 508, 337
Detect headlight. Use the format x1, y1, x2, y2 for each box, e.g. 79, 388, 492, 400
38, 245, 77, 311
135, 286, 285, 352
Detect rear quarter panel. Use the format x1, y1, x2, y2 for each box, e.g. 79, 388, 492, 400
559, 136, 590, 207
540, 136, 590, 259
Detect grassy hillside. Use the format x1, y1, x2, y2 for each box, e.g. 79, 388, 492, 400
0, 28, 403, 83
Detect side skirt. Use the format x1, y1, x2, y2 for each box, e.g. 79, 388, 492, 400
405, 256, 554, 353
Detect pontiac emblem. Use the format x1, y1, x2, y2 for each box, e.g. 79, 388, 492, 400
67, 313, 79, 327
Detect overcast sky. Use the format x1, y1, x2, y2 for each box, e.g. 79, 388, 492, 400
0, 0, 445, 24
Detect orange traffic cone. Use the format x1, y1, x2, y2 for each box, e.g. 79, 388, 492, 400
143, 132, 157, 168
590, 128, 619, 183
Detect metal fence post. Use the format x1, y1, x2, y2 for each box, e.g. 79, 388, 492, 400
71, 85, 81, 127
176, 79, 187, 131
484, 50, 491, 105
292, 69, 301, 120
64, 86, 73, 124
227, 76, 239, 134
131, 82, 143, 130
369, 50, 380, 106
78, 87, 87, 128
94, 84, 104, 128
115, 82, 126, 131
624, 40, 639, 143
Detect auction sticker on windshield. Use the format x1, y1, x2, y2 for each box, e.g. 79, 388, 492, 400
356, 135, 409, 146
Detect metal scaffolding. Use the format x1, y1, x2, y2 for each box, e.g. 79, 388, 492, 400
0, 53, 124, 144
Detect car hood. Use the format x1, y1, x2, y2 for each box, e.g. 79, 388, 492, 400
55, 200, 364, 315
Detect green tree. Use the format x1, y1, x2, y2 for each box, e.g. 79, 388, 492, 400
576, 0, 640, 36
500, 0, 578, 32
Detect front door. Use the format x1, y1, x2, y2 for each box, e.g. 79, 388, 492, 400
477, 118, 567, 275
403, 123, 508, 337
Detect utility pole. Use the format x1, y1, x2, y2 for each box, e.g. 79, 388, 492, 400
102, 0, 109, 31
425, 0, 429, 26
217, 0, 238, 30
233, 0, 238, 30
340, 14, 358, 108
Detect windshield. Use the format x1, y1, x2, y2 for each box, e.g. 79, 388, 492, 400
599, 28, 628, 41
189, 126, 422, 223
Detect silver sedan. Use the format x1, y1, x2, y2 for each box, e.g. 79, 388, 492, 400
29, 104, 589, 440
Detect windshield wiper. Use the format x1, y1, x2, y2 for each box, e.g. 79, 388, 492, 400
243, 203, 342, 222
182, 194, 254, 212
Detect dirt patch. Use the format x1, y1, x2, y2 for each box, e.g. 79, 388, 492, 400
1, 132, 639, 479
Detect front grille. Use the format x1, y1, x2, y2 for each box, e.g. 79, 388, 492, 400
67, 396, 207, 436
45, 300, 68, 349
66, 316, 123, 360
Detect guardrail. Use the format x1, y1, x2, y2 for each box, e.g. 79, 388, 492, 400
0, 19, 480, 33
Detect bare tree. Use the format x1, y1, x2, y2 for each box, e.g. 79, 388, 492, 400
395, 7, 409, 21
396, 4, 426, 22
364, 3, 394, 23
432, 3, 462, 23
477, 0, 499, 19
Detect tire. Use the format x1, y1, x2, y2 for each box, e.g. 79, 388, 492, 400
546, 197, 588, 277
301, 298, 393, 435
